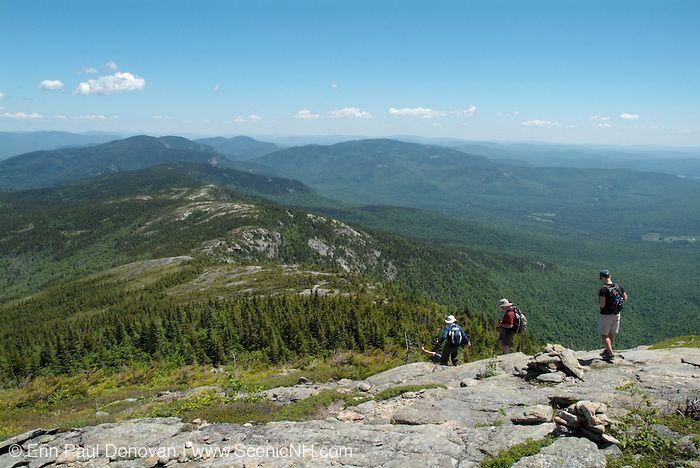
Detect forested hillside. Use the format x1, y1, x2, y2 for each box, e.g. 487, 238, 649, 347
0, 163, 697, 361
0, 256, 542, 384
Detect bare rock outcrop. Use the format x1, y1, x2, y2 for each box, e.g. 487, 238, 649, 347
2, 346, 698, 467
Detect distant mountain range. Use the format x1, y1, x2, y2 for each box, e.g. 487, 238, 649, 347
450, 141, 700, 179
254, 138, 700, 240
0, 131, 125, 160
3, 135, 699, 241
194, 135, 281, 160
0, 135, 225, 189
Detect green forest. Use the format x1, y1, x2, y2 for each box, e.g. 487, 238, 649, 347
0, 262, 541, 385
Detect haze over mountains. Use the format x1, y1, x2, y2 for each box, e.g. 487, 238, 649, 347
253, 139, 700, 241
194, 135, 281, 160
450, 141, 700, 179
0, 131, 124, 160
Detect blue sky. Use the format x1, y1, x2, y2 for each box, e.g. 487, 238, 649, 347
1, 0, 699, 145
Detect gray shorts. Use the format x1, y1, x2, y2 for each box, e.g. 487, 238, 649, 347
598, 313, 621, 336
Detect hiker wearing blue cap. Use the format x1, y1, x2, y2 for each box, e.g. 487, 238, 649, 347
598, 269, 628, 361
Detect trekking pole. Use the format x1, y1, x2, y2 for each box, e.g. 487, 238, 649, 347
404, 332, 411, 364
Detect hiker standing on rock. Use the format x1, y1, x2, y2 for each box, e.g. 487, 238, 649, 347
497, 298, 517, 355
439, 315, 469, 366
598, 269, 628, 361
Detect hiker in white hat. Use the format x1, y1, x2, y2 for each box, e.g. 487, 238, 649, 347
497, 298, 516, 354
436, 314, 470, 366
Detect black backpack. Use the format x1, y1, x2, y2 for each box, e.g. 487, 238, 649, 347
604, 284, 625, 314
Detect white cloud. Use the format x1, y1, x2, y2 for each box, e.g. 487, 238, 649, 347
597, 123, 612, 128
105, 61, 118, 71
328, 107, 372, 119
293, 109, 320, 120
55, 115, 67, 119
0, 92, 4, 99
79, 66, 98, 74
153, 115, 171, 120
521, 119, 560, 128
213, 84, 221, 92
591, 115, 611, 121
39, 80, 64, 91
681, 128, 693, 134
75, 72, 146, 95
76, 114, 108, 120
331, 82, 338, 89
619, 113, 640, 121
233, 114, 263, 123
452, 105, 477, 116
389, 107, 446, 119
1, 111, 44, 120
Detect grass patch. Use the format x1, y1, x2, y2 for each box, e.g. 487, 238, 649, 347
660, 412, 700, 439
372, 384, 445, 402
175, 389, 356, 425
480, 436, 555, 468
0, 424, 20, 442
238, 349, 404, 390
607, 383, 699, 468
0, 350, 403, 435
649, 335, 699, 350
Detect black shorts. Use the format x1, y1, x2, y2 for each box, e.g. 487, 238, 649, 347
499, 328, 516, 346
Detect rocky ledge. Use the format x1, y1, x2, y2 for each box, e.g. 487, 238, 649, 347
1, 346, 698, 467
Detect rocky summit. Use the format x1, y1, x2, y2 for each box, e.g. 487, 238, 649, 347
1, 346, 698, 467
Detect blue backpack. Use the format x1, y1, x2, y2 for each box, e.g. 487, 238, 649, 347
448, 325, 466, 346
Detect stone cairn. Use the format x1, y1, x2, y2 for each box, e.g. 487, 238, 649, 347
554, 400, 620, 445
516, 344, 586, 383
